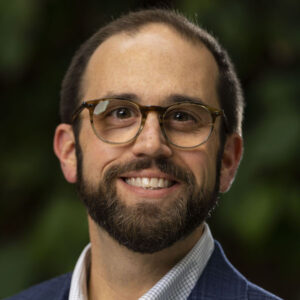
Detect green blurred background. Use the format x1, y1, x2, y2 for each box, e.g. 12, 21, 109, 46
1, 0, 299, 299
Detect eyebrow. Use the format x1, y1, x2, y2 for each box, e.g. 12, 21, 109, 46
166, 94, 206, 106
97, 92, 206, 106
100, 92, 139, 102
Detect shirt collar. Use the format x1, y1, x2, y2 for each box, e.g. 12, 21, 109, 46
69, 223, 214, 300
68, 244, 91, 300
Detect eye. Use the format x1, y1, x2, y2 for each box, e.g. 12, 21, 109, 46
172, 111, 196, 122
164, 105, 211, 133
111, 107, 133, 119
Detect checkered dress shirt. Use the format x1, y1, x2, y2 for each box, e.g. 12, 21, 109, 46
68, 223, 214, 300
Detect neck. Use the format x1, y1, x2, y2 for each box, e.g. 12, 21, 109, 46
87, 217, 204, 300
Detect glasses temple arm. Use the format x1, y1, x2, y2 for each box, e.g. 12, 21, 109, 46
220, 110, 229, 133
71, 102, 87, 123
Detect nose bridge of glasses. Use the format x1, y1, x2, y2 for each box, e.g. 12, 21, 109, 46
140, 105, 166, 124
136, 105, 170, 149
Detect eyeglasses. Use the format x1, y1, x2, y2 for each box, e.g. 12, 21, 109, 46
72, 98, 225, 149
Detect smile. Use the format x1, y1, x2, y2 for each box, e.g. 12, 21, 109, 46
124, 177, 174, 189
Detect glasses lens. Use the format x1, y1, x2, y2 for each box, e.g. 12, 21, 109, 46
163, 103, 213, 148
92, 99, 141, 143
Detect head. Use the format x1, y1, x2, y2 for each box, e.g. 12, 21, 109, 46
54, 9, 244, 253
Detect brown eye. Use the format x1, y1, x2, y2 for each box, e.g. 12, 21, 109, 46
112, 107, 133, 119
172, 111, 196, 122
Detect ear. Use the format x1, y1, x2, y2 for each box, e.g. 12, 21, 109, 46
219, 133, 243, 193
53, 124, 77, 183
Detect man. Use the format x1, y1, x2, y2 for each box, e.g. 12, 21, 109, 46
7, 9, 281, 300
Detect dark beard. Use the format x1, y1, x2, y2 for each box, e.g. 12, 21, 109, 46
76, 146, 221, 253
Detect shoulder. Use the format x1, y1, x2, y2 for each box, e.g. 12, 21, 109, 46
247, 282, 282, 300
188, 241, 282, 300
4, 272, 72, 300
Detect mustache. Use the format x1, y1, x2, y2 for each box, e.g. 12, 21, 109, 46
103, 157, 195, 186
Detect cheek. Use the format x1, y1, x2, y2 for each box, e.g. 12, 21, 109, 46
188, 154, 215, 187
179, 142, 219, 190
82, 144, 127, 183
79, 121, 126, 182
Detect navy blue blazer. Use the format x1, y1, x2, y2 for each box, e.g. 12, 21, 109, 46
5, 241, 281, 300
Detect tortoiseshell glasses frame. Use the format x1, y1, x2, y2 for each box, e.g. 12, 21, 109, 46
72, 97, 227, 149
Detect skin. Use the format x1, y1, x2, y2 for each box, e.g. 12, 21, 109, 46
54, 23, 243, 300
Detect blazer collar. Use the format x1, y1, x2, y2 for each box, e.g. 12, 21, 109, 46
188, 241, 248, 299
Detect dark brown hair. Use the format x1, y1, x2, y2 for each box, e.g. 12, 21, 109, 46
60, 9, 244, 136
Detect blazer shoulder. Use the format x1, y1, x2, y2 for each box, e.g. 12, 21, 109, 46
4, 272, 72, 300
247, 281, 283, 300
188, 241, 282, 300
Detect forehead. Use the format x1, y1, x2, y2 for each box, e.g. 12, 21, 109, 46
82, 23, 219, 107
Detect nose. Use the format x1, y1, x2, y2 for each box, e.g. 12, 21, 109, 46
131, 112, 173, 158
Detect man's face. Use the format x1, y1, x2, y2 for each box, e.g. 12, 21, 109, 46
76, 24, 222, 253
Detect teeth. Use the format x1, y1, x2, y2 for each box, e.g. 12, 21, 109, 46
125, 177, 172, 189
150, 178, 158, 187
142, 178, 150, 186
158, 178, 164, 188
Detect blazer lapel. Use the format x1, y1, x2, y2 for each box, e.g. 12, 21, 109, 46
187, 241, 248, 299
